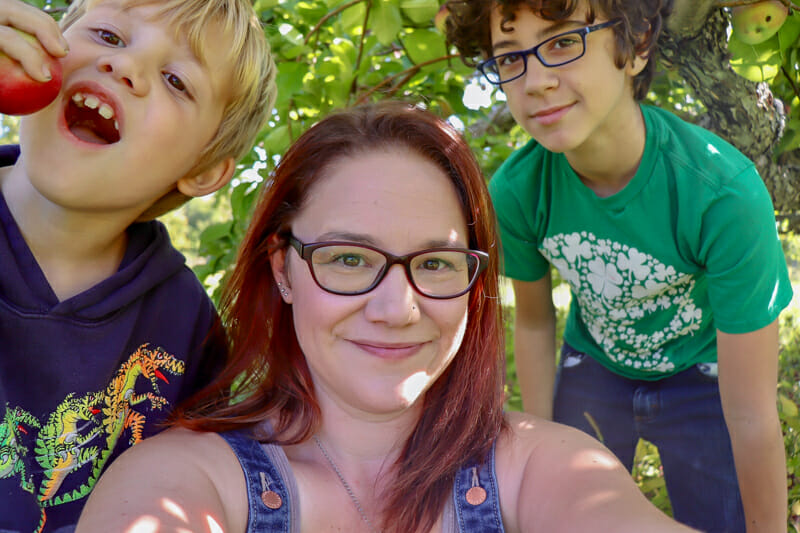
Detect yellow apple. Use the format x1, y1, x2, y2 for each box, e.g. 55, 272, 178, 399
731, 0, 789, 44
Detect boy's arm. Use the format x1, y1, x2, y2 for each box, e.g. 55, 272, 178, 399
512, 273, 556, 418
717, 320, 787, 533
0, 0, 68, 81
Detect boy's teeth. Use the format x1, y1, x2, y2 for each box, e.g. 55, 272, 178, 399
83, 95, 100, 109
71, 92, 117, 128
98, 104, 114, 119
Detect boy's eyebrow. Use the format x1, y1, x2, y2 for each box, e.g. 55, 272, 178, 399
491, 18, 589, 53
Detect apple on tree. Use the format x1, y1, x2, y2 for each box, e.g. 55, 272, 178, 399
0, 28, 63, 116
731, 0, 790, 44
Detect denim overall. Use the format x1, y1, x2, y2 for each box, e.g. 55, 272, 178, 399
220, 430, 505, 532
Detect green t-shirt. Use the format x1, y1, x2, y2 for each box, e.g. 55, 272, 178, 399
490, 104, 793, 380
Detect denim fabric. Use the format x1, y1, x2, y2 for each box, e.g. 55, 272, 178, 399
452, 440, 505, 533
220, 430, 291, 533
553, 343, 745, 533
220, 430, 504, 532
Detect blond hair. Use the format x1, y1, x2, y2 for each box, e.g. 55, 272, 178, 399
61, 0, 278, 219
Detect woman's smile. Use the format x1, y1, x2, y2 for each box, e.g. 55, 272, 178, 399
347, 338, 430, 360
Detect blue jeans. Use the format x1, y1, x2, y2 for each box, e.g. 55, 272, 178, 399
553, 343, 745, 533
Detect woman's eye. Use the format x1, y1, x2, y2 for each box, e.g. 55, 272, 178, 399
164, 72, 187, 93
335, 254, 366, 268
96, 29, 123, 47
420, 258, 451, 271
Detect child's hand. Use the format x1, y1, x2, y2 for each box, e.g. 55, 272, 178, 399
0, 0, 68, 83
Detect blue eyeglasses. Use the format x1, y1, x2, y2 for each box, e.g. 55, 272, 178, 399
478, 19, 622, 85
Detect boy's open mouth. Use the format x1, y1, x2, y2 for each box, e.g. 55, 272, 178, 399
65, 92, 121, 145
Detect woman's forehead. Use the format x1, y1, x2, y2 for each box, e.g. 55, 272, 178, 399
293, 149, 469, 247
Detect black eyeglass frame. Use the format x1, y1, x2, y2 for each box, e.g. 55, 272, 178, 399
477, 19, 622, 85
287, 235, 489, 300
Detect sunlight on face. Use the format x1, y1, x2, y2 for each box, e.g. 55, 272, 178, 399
399, 371, 431, 404
399, 306, 469, 405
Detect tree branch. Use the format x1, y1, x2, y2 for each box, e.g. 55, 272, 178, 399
659, 9, 794, 209
783, 65, 800, 101
304, 0, 364, 45
354, 54, 460, 104
667, 0, 717, 35
350, 0, 372, 96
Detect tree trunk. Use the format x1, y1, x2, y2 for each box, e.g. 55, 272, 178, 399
660, 1, 800, 226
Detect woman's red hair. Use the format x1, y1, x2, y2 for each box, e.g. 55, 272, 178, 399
175, 101, 506, 533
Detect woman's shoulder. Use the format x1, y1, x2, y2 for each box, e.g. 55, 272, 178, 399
498, 410, 612, 455
76, 427, 248, 532
116, 426, 237, 469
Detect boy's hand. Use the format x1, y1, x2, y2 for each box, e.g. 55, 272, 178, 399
0, 0, 68, 83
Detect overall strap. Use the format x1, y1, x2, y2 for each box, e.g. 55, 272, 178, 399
219, 429, 292, 533
453, 439, 505, 533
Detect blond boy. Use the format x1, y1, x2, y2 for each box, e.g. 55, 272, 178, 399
0, 0, 276, 529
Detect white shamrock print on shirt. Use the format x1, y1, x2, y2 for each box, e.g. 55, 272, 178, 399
541, 233, 701, 373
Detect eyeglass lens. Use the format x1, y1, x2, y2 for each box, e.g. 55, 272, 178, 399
309, 244, 479, 297
487, 31, 585, 83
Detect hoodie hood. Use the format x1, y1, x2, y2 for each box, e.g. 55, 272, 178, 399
0, 145, 187, 321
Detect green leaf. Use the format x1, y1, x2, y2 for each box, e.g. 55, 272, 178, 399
230, 181, 258, 221
780, 393, 800, 418
400, 0, 439, 25
340, 1, 367, 32
727, 33, 782, 82
275, 23, 308, 59
775, 118, 800, 156
275, 62, 310, 106
330, 38, 357, 74
372, 0, 404, 45
263, 125, 291, 154
777, 11, 800, 53
295, 1, 328, 21
254, 0, 279, 10
402, 28, 447, 65
199, 221, 235, 256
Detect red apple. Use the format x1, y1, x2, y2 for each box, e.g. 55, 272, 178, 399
0, 29, 63, 116
731, 0, 789, 44
435, 5, 450, 33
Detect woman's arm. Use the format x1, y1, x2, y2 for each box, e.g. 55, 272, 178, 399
498, 412, 698, 533
76, 428, 247, 533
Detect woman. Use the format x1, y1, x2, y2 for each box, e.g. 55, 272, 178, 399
77, 102, 695, 532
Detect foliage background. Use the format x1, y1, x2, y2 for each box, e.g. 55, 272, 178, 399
4, 0, 800, 528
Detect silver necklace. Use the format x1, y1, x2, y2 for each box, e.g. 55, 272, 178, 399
313, 435, 381, 533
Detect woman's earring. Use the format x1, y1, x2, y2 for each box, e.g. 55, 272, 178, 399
277, 281, 289, 297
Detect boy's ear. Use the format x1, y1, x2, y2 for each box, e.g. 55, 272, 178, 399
626, 53, 648, 77
176, 157, 236, 198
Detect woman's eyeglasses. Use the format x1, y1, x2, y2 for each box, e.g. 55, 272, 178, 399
287, 235, 489, 299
